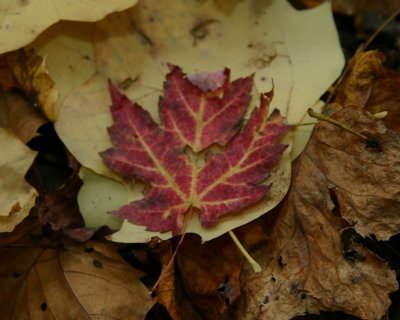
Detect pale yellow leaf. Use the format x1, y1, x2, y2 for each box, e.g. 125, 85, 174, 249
27, 21, 96, 121
0, 128, 37, 232
48, 0, 343, 241
0, 0, 139, 54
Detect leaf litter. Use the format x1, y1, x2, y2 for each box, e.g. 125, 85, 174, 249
0, 218, 154, 320
1, 2, 400, 320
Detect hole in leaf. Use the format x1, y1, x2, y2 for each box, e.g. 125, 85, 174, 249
341, 229, 365, 262
217, 276, 232, 306
262, 296, 269, 305
40, 302, 47, 311
365, 136, 382, 152
278, 256, 285, 268
271, 276, 276, 282
93, 259, 103, 268
217, 282, 226, 293
84, 246, 94, 253
329, 188, 341, 217
301, 293, 307, 300
12, 269, 20, 278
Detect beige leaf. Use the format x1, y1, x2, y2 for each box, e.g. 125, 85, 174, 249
0, 128, 37, 232
27, 21, 96, 121
0, 0, 139, 54
53, 0, 343, 177
48, 0, 343, 241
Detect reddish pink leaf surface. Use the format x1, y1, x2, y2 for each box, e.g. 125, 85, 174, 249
101, 67, 288, 234
160, 66, 253, 152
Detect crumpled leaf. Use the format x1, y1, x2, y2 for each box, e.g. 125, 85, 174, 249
7, 49, 58, 121
335, 50, 400, 133
101, 67, 289, 233
232, 106, 399, 320
0, 0, 140, 54
0, 219, 154, 319
0, 128, 37, 232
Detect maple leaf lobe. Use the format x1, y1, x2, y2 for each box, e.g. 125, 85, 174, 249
160, 65, 253, 152
101, 69, 289, 234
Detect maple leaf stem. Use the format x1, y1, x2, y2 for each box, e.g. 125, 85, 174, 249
308, 108, 368, 141
150, 207, 194, 294
291, 122, 318, 126
228, 230, 261, 273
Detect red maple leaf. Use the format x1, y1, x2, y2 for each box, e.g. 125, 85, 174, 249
101, 66, 289, 234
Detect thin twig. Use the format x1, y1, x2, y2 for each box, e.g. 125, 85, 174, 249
307, 108, 368, 140
150, 207, 194, 294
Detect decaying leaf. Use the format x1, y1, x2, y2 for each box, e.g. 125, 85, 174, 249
232, 106, 399, 320
177, 233, 244, 319
335, 50, 400, 133
0, 0, 140, 54
0, 89, 46, 144
35, 151, 86, 235
0, 219, 154, 319
7, 49, 58, 121
154, 241, 181, 320
0, 54, 19, 89
101, 66, 289, 234
0, 128, 37, 232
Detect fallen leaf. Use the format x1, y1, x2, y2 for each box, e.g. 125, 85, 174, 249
54, 0, 343, 177
177, 233, 244, 319
335, 50, 400, 133
0, 54, 19, 89
35, 151, 84, 232
27, 21, 97, 121
154, 241, 181, 320
101, 67, 289, 234
7, 49, 58, 121
0, 219, 154, 319
0, 88, 46, 144
0, 128, 37, 232
232, 106, 399, 320
0, 0, 140, 54
77, 166, 124, 230
38, 0, 342, 240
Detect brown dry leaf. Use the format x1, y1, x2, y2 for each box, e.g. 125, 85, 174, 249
0, 219, 154, 319
332, 0, 400, 16
0, 89, 46, 144
7, 49, 58, 121
0, 54, 19, 89
177, 234, 244, 319
0, 0, 139, 54
335, 50, 400, 133
232, 106, 399, 320
154, 241, 180, 320
0, 128, 37, 232
35, 151, 84, 232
